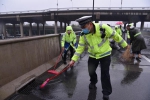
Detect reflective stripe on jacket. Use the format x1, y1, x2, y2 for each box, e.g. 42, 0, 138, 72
72, 23, 127, 61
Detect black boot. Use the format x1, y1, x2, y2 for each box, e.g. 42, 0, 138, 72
136, 57, 141, 62
63, 61, 67, 64
89, 83, 96, 89
103, 95, 109, 100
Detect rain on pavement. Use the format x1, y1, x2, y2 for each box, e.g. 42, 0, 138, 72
7, 32, 150, 100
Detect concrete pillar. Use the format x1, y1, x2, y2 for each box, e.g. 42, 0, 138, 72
60, 22, 62, 33
13, 24, 16, 37
29, 23, 32, 36
20, 21, 24, 37
140, 21, 144, 31
54, 21, 58, 34
42, 22, 45, 35
0, 22, 3, 39
124, 23, 127, 29
37, 23, 40, 35
2, 23, 6, 39
64, 23, 66, 30
67, 23, 69, 26
134, 22, 136, 27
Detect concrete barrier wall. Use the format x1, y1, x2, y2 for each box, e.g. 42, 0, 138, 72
0, 34, 60, 87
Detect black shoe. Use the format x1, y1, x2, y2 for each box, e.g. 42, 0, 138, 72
103, 95, 109, 100
89, 83, 96, 89
63, 61, 67, 64
136, 57, 141, 62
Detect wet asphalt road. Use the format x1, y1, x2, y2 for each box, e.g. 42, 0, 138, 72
8, 49, 150, 100
7, 32, 150, 100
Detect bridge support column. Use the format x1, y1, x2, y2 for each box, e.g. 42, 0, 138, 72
20, 22, 24, 37
134, 22, 136, 27
29, 23, 32, 36
124, 23, 127, 30
37, 23, 40, 35
60, 22, 62, 33
64, 23, 66, 30
67, 23, 69, 26
2, 23, 6, 39
55, 21, 58, 34
140, 21, 144, 31
13, 24, 16, 37
43, 22, 45, 35
0, 22, 2, 32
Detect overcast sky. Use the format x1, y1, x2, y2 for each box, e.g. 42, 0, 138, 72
0, 0, 150, 12
0, 0, 150, 27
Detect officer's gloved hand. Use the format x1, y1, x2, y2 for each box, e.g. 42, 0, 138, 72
100, 28, 106, 38
62, 47, 65, 51
71, 42, 75, 46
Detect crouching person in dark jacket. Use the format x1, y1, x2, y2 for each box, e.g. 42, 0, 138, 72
126, 23, 147, 62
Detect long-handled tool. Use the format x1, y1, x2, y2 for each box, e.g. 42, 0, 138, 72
40, 42, 77, 89
48, 42, 76, 75
40, 63, 73, 89
47, 49, 64, 75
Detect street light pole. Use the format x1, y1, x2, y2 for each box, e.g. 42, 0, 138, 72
71, 0, 73, 10
56, 0, 58, 18
92, 0, 94, 21
121, 0, 123, 8
2, 4, 7, 12
109, 0, 111, 7
57, 0, 58, 11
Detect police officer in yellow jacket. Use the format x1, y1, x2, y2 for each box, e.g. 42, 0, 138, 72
61, 26, 76, 64
126, 30, 130, 44
69, 16, 128, 100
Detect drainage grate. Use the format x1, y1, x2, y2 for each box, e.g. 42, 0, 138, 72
17, 79, 41, 95
5, 94, 20, 100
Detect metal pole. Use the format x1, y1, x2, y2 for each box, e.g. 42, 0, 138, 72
121, 0, 122, 8
92, 0, 94, 21
71, 0, 73, 10
2, 4, 7, 12
57, 0, 58, 11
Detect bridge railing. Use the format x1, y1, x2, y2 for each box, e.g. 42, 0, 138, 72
0, 7, 150, 15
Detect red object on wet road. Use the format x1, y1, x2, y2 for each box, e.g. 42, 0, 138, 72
40, 64, 73, 89
48, 70, 59, 75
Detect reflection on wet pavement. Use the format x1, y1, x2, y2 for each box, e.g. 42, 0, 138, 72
10, 49, 150, 100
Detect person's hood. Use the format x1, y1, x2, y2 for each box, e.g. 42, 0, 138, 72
65, 26, 73, 34
115, 25, 119, 28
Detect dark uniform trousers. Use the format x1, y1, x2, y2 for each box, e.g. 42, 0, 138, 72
88, 55, 112, 95
63, 46, 74, 62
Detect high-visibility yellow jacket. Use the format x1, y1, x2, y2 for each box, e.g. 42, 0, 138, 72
61, 26, 77, 48
127, 31, 130, 39
72, 23, 127, 61
115, 26, 122, 36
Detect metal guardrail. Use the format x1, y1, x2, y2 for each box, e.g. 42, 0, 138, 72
0, 7, 150, 15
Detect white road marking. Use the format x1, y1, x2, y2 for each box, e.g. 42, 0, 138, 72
142, 55, 150, 63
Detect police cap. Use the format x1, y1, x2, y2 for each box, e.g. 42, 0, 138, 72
75, 16, 92, 28
126, 23, 134, 29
